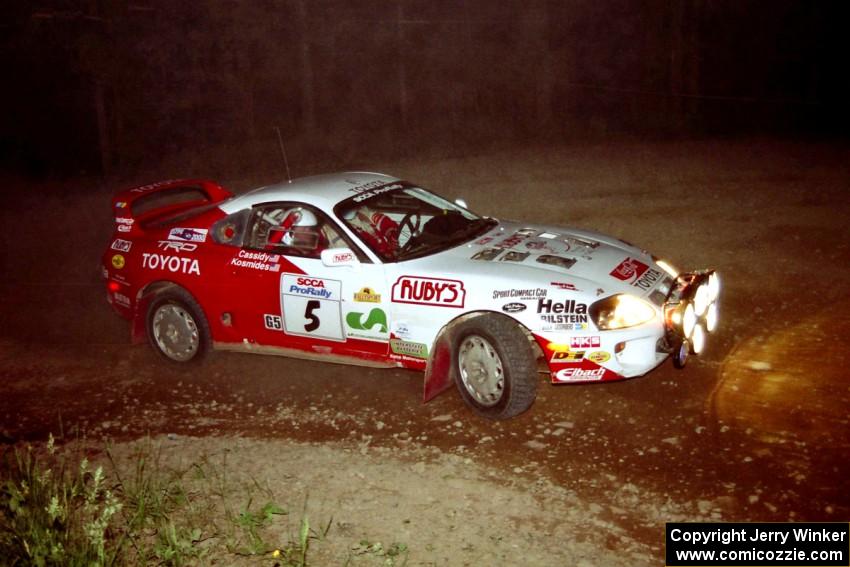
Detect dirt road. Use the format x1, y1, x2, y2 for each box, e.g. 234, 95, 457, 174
2, 138, 848, 564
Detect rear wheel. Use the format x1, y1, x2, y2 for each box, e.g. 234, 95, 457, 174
146, 289, 211, 363
452, 314, 538, 419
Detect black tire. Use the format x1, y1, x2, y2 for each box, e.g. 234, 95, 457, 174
145, 288, 211, 364
452, 314, 538, 419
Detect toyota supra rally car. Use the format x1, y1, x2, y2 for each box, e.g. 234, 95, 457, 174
101, 172, 720, 419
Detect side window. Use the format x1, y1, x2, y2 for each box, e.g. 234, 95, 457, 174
245, 203, 358, 260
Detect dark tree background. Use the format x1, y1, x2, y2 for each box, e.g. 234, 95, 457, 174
1, 0, 848, 178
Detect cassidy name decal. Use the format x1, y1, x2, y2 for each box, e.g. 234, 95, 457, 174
392, 276, 465, 308
142, 253, 200, 275
231, 249, 281, 272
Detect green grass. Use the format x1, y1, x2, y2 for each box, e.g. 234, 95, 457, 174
0, 434, 351, 566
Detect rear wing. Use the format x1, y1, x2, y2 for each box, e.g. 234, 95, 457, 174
111, 179, 233, 234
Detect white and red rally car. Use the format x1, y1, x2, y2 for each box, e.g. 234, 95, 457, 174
102, 172, 719, 419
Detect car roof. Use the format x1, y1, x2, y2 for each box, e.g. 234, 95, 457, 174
218, 171, 401, 215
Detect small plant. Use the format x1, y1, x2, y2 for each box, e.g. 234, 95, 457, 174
0, 435, 340, 566
0, 434, 123, 565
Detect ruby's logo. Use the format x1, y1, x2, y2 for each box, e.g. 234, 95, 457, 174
392, 276, 466, 308
610, 257, 648, 282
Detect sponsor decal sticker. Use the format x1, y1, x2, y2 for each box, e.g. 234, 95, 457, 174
113, 292, 131, 307
111, 239, 132, 252
390, 339, 429, 359
231, 249, 280, 272
129, 180, 178, 194
115, 217, 134, 225
588, 351, 611, 364
391, 321, 412, 339
141, 253, 201, 275
496, 232, 528, 249
610, 258, 663, 290
502, 302, 527, 314
351, 183, 403, 203
169, 228, 208, 242
332, 250, 355, 263
117, 224, 131, 232
347, 179, 390, 194
346, 308, 388, 333
263, 314, 283, 331
115, 201, 128, 209
610, 257, 648, 282
538, 298, 588, 329
282, 274, 340, 300
392, 276, 465, 308
551, 349, 585, 362
555, 367, 605, 382
354, 287, 381, 303
474, 236, 494, 246
111, 254, 125, 269
493, 288, 547, 300
516, 228, 537, 236
550, 281, 579, 291
158, 240, 197, 252
570, 336, 601, 349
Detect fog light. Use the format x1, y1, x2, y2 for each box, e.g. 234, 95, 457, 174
694, 283, 710, 316
615, 341, 626, 354
691, 323, 706, 354
683, 303, 696, 338
708, 272, 721, 302
705, 302, 718, 333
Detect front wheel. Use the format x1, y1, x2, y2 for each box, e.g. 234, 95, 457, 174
452, 314, 538, 419
145, 288, 211, 364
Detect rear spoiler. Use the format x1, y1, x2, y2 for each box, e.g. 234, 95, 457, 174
111, 179, 233, 234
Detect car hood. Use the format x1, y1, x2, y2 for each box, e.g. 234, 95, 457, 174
412, 219, 671, 301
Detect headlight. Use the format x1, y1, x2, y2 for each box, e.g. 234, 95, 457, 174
590, 294, 657, 330
655, 259, 679, 278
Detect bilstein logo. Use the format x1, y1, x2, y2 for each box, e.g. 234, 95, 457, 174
392, 276, 465, 308
502, 302, 526, 314
111, 254, 125, 269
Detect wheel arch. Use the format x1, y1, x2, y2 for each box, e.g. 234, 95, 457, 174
130, 280, 192, 344
423, 310, 542, 403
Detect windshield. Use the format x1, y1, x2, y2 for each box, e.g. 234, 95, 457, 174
334, 182, 497, 262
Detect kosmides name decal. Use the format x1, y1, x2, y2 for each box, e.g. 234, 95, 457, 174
391, 276, 466, 308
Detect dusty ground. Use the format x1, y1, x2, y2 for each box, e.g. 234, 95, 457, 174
1, 138, 849, 565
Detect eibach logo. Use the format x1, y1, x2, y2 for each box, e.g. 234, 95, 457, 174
610, 257, 648, 283
391, 276, 466, 308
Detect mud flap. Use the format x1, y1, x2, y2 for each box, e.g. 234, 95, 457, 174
423, 327, 455, 403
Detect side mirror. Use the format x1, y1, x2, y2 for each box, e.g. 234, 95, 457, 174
321, 247, 360, 268
454, 198, 468, 209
